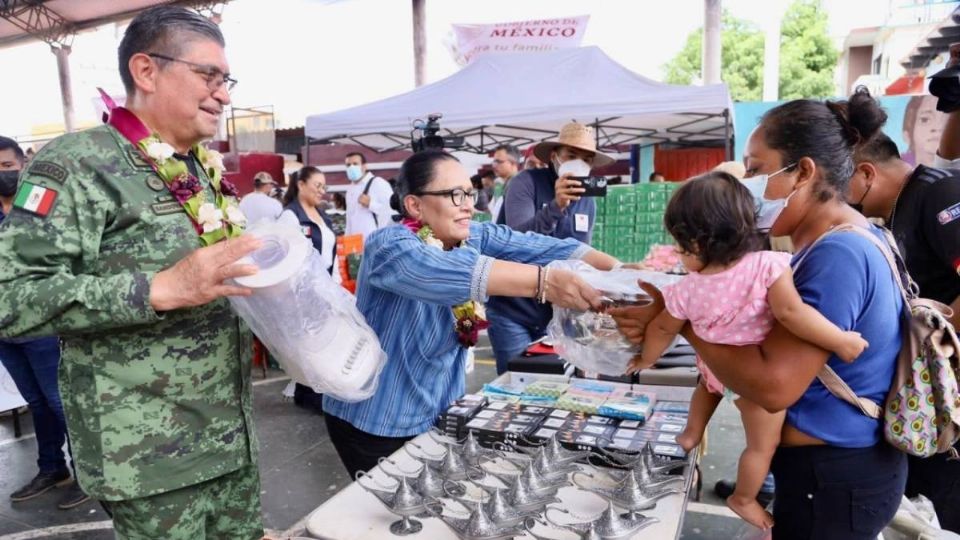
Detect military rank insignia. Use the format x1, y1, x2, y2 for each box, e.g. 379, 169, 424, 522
13, 181, 58, 217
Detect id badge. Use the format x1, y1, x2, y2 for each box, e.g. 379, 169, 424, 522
575, 213, 589, 232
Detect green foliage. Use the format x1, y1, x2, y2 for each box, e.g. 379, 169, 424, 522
663, 0, 839, 101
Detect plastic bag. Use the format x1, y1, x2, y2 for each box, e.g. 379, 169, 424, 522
546, 260, 684, 376
229, 213, 387, 402
881, 495, 960, 540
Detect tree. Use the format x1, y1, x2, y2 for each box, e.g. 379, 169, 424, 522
663, 0, 839, 101
778, 0, 839, 99
664, 14, 765, 101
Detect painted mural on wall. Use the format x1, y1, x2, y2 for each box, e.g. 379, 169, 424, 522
733, 94, 948, 167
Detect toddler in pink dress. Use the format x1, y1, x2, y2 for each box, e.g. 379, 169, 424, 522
629, 172, 868, 530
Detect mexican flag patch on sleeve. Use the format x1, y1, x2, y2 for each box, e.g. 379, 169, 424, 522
13, 181, 58, 217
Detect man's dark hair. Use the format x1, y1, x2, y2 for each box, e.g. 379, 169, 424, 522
345, 152, 367, 165
853, 132, 902, 165
493, 144, 520, 163
0, 136, 25, 164
649, 171, 665, 181
118, 5, 225, 93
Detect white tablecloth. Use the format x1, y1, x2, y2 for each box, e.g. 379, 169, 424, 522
305, 380, 696, 540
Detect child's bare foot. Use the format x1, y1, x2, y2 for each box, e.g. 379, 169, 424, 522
727, 494, 774, 530
675, 428, 701, 453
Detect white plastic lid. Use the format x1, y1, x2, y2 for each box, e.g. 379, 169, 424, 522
234, 218, 312, 288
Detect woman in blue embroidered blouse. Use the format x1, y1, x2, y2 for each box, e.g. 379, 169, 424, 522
614, 89, 907, 539
322, 150, 621, 477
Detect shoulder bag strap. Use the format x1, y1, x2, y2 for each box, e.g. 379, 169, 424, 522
797, 224, 907, 419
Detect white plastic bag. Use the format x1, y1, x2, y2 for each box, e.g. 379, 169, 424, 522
546, 261, 684, 376
229, 213, 387, 402
881, 495, 960, 540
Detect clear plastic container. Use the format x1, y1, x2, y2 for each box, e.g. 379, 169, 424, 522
229, 213, 387, 402
547, 261, 683, 376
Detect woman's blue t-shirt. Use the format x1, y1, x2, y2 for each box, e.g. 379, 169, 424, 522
787, 227, 903, 447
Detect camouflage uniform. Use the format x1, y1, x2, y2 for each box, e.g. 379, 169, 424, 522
0, 125, 261, 537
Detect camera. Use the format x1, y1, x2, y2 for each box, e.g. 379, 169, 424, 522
571, 176, 609, 197
411, 114, 465, 153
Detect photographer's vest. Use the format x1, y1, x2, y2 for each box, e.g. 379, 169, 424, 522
490, 167, 595, 332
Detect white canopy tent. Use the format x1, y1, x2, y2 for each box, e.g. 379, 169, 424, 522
305, 46, 735, 157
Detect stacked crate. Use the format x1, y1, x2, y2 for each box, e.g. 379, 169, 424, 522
593, 182, 680, 262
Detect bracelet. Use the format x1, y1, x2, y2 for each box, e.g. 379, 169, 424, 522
534, 266, 543, 300
539, 267, 550, 304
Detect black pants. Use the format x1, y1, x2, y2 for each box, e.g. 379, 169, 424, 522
770, 442, 906, 540
324, 413, 414, 480
905, 448, 960, 533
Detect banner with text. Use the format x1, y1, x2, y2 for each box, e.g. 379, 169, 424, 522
448, 15, 590, 66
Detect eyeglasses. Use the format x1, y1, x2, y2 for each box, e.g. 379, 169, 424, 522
418, 188, 479, 207
312, 183, 328, 193
492, 158, 516, 165
148, 53, 237, 92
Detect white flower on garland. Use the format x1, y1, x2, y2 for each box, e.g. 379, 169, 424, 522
225, 205, 246, 226
204, 149, 226, 172
424, 236, 444, 249
473, 302, 487, 321
145, 141, 175, 163
198, 202, 224, 233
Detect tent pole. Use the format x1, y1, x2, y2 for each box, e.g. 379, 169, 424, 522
305, 134, 311, 166
723, 109, 732, 160
412, 0, 427, 87
53, 45, 75, 133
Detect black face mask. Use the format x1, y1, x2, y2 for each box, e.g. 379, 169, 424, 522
0, 170, 19, 197
848, 184, 871, 215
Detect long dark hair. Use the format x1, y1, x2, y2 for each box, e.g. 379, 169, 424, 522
664, 171, 762, 267
283, 165, 322, 207
389, 150, 460, 218
758, 86, 887, 202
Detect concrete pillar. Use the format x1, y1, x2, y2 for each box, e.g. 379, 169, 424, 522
703, 0, 722, 85
53, 45, 75, 133
762, 16, 781, 101
412, 0, 427, 87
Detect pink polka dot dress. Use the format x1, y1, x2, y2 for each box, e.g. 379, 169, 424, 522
662, 251, 792, 396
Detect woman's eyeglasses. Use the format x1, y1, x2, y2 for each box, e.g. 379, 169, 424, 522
418, 188, 479, 207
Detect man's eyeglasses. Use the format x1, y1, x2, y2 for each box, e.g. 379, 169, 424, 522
492, 158, 515, 165
418, 188, 479, 207
148, 53, 237, 92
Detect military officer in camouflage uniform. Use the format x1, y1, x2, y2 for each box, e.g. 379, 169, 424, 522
0, 6, 265, 539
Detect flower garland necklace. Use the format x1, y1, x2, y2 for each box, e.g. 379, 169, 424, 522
402, 218, 489, 347
102, 98, 245, 246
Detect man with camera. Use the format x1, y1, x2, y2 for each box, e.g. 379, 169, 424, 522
487, 122, 614, 373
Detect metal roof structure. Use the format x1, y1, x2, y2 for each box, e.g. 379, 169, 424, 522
0, 0, 223, 134
0, 0, 221, 48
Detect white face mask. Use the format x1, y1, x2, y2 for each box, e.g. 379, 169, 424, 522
345, 165, 364, 182
556, 158, 591, 178
740, 163, 796, 230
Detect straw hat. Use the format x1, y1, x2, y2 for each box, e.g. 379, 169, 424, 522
533, 122, 615, 168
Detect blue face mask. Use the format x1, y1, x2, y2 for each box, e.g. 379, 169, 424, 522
346, 165, 364, 182
741, 163, 796, 230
